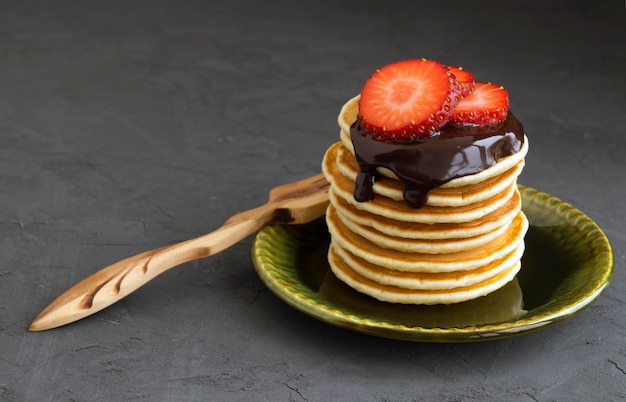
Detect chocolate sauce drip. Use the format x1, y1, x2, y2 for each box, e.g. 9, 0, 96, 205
350, 112, 525, 208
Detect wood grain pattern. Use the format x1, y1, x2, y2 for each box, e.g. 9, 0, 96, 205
29, 174, 329, 331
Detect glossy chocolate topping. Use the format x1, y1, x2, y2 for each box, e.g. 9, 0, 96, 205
350, 112, 525, 208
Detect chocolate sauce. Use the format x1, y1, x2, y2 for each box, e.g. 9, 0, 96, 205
350, 112, 525, 208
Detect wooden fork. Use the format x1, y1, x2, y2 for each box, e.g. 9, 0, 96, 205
29, 173, 329, 331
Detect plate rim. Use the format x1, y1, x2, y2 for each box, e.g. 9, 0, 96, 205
252, 185, 614, 342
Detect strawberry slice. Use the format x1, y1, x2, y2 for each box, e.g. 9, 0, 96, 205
448, 66, 475, 97
451, 82, 509, 125
358, 59, 460, 141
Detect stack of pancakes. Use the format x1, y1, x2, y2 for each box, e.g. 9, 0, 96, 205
321, 96, 529, 304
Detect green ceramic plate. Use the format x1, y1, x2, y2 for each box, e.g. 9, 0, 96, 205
252, 185, 613, 342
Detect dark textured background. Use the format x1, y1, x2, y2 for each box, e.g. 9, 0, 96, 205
1, 1, 624, 401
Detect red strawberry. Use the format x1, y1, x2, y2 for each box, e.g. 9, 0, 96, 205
448, 66, 475, 97
358, 59, 460, 141
451, 82, 509, 125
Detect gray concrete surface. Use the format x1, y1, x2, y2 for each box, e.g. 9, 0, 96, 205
1, 1, 624, 401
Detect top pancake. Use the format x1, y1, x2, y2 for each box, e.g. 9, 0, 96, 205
337, 95, 528, 191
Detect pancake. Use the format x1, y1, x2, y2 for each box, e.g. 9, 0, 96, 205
331, 240, 525, 290
328, 245, 522, 305
326, 205, 528, 273
323, 144, 519, 224
335, 142, 526, 207
329, 185, 522, 240
338, 95, 529, 190
331, 199, 515, 254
